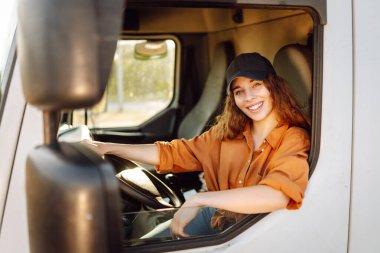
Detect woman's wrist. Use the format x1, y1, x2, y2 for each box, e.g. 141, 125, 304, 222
183, 192, 209, 208
99, 142, 112, 156
92, 141, 108, 156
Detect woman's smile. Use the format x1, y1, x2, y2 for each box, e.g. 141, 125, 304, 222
247, 101, 264, 112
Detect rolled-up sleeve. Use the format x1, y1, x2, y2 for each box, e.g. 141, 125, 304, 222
258, 128, 310, 209
154, 128, 220, 174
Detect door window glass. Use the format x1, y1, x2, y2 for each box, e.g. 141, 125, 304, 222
122, 207, 242, 245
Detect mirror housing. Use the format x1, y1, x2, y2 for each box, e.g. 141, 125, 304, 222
26, 143, 123, 253
17, 0, 124, 110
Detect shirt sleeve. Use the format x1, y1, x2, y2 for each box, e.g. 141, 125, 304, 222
154, 127, 220, 174
258, 127, 310, 209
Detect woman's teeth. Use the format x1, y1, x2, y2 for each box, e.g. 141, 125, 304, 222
248, 102, 263, 111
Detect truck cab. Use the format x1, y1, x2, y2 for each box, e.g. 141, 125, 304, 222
0, 0, 379, 252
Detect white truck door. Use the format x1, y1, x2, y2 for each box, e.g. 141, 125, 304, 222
350, 0, 380, 252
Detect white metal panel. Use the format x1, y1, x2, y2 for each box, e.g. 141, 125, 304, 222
0, 104, 42, 253
350, 0, 380, 252
178, 1, 353, 252
0, 63, 25, 222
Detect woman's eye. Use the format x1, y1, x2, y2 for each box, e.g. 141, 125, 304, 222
234, 90, 241, 96
253, 82, 262, 88
249, 80, 262, 88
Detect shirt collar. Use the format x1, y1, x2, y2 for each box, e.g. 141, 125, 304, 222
242, 122, 253, 150
240, 122, 289, 150
265, 124, 289, 149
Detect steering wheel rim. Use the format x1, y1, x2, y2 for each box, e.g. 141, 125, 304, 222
57, 125, 183, 209
107, 155, 183, 209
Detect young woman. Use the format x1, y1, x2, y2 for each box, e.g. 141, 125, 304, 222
82, 52, 311, 239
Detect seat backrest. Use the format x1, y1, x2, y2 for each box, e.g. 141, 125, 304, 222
177, 42, 234, 139
273, 44, 312, 117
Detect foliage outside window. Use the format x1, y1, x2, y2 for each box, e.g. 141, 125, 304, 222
73, 39, 176, 128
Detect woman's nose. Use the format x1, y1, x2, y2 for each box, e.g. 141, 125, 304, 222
245, 90, 257, 101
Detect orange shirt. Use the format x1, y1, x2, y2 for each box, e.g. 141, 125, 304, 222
155, 123, 310, 210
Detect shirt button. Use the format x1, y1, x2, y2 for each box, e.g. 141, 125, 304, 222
261, 148, 264, 152
263, 140, 266, 143
238, 180, 243, 184
247, 159, 251, 163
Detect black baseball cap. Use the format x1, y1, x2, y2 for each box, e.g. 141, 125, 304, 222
226, 52, 276, 94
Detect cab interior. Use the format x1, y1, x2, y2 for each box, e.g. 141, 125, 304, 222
54, 2, 318, 251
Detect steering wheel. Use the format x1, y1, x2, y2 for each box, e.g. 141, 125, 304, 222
56, 125, 181, 208
106, 155, 183, 209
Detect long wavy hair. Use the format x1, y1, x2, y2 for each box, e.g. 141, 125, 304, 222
213, 74, 310, 140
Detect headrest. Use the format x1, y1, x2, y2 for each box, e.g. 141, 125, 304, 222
177, 41, 234, 139
273, 44, 312, 117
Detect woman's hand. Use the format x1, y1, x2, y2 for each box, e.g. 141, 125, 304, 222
170, 206, 201, 238
170, 193, 205, 238
80, 139, 106, 157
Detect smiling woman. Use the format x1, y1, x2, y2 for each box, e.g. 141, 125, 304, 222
82, 52, 311, 239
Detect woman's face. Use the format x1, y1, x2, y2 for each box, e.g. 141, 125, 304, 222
232, 77, 275, 123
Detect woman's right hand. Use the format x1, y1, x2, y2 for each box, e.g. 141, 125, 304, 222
80, 139, 106, 157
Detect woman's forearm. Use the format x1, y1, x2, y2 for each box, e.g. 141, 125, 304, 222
103, 143, 160, 165
184, 185, 289, 214
83, 140, 160, 165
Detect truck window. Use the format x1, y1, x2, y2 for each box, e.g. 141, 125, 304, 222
72, 38, 177, 128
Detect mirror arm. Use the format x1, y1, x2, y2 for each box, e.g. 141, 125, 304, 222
84, 108, 88, 126
43, 111, 60, 145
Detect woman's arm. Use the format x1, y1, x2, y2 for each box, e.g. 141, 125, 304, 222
186, 185, 289, 213
170, 185, 289, 237
81, 139, 160, 165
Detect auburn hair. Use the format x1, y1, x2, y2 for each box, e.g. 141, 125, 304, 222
213, 74, 310, 140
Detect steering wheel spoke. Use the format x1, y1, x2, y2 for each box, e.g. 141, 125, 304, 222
109, 156, 183, 209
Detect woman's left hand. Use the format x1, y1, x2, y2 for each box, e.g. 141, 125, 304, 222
170, 205, 201, 238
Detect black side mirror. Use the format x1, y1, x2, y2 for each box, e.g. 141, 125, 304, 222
18, 1, 125, 252
18, 0, 124, 110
